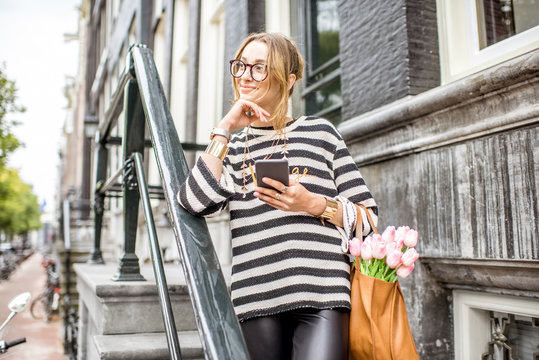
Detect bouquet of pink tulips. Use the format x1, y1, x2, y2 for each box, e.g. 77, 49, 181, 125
349, 225, 419, 282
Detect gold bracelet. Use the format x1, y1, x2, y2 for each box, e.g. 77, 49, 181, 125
205, 140, 229, 161
319, 197, 338, 223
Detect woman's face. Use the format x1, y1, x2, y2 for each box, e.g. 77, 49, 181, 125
235, 41, 280, 114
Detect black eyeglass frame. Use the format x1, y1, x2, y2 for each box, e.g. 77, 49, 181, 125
229, 60, 268, 82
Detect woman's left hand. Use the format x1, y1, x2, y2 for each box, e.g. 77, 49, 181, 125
253, 175, 324, 216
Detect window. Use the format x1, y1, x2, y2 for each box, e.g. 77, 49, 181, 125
477, 0, 539, 49
437, 0, 539, 83
301, 0, 342, 125
453, 290, 539, 360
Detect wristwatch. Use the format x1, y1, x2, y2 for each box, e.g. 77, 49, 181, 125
210, 127, 231, 141
319, 197, 338, 223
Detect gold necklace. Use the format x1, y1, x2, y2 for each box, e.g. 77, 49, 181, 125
240, 125, 288, 197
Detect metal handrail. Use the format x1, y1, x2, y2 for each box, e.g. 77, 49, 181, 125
131, 152, 181, 360
129, 44, 249, 360
96, 165, 123, 194
90, 44, 249, 359
61, 200, 80, 359
98, 69, 132, 141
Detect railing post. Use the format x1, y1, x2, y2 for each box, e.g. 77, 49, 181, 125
62, 199, 72, 354
89, 131, 107, 264
132, 152, 182, 360
112, 75, 146, 281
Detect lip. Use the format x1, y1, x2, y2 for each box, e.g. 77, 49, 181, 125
239, 84, 257, 93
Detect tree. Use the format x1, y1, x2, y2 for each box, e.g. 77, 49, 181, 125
0, 66, 41, 238
0, 65, 24, 168
0, 168, 42, 237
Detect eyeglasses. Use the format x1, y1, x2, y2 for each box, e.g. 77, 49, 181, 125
229, 60, 268, 82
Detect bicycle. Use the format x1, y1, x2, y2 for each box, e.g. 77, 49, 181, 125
30, 258, 61, 322
0, 292, 30, 354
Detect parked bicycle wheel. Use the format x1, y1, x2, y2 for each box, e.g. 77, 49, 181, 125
29, 292, 48, 320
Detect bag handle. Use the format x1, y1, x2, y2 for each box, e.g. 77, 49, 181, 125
355, 203, 378, 235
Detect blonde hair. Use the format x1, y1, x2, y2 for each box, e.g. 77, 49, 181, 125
231, 32, 304, 130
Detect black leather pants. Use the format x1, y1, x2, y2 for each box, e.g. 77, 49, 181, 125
240, 308, 349, 360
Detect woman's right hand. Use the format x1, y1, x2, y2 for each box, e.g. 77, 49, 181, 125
218, 99, 270, 131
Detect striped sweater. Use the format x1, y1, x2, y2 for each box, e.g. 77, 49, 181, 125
177, 116, 377, 321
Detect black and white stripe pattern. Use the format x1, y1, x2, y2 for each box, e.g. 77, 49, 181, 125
177, 116, 377, 321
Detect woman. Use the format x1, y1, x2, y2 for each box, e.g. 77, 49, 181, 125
177, 32, 377, 360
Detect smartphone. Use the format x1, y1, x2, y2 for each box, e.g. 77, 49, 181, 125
255, 158, 289, 189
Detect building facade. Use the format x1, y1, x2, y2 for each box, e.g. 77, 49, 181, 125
62, 0, 539, 358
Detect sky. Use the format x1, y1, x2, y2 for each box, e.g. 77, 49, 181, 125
0, 0, 80, 214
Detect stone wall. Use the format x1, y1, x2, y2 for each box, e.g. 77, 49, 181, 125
338, 0, 439, 119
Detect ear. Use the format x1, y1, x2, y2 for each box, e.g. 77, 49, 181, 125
287, 74, 296, 91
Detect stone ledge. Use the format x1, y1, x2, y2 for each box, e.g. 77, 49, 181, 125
339, 48, 539, 142
74, 262, 231, 297
94, 330, 203, 360
74, 263, 189, 297
338, 48, 539, 166
74, 262, 232, 334
421, 257, 539, 296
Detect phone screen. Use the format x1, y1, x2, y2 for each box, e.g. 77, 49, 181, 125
255, 159, 289, 189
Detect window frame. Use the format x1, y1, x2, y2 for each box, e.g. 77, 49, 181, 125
453, 290, 539, 359
437, 0, 539, 84
293, 0, 342, 123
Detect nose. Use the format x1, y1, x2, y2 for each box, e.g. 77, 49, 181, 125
241, 65, 254, 81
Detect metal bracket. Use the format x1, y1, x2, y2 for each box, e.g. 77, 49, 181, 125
481, 312, 516, 360
125, 44, 148, 78
123, 158, 138, 191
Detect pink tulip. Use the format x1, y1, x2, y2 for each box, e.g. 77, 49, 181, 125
396, 263, 415, 278
381, 226, 396, 244
385, 241, 399, 256
349, 237, 361, 257
401, 248, 419, 267
386, 250, 402, 269
404, 229, 418, 247
371, 234, 386, 259
395, 226, 410, 248
361, 236, 373, 261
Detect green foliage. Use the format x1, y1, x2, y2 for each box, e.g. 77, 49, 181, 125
0, 66, 24, 168
0, 66, 40, 236
0, 168, 42, 235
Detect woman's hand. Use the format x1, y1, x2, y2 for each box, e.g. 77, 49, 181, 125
253, 175, 326, 216
218, 99, 270, 132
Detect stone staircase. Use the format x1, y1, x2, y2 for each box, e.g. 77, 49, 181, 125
74, 262, 232, 360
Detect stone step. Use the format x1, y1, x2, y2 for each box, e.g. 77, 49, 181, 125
76, 263, 203, 334
94, 330, 204, 360
74, 262, 232, 359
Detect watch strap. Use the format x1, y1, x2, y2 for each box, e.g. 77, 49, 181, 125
210, 127, 231, 141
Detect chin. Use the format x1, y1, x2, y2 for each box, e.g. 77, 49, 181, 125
239, 92, 259, 102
